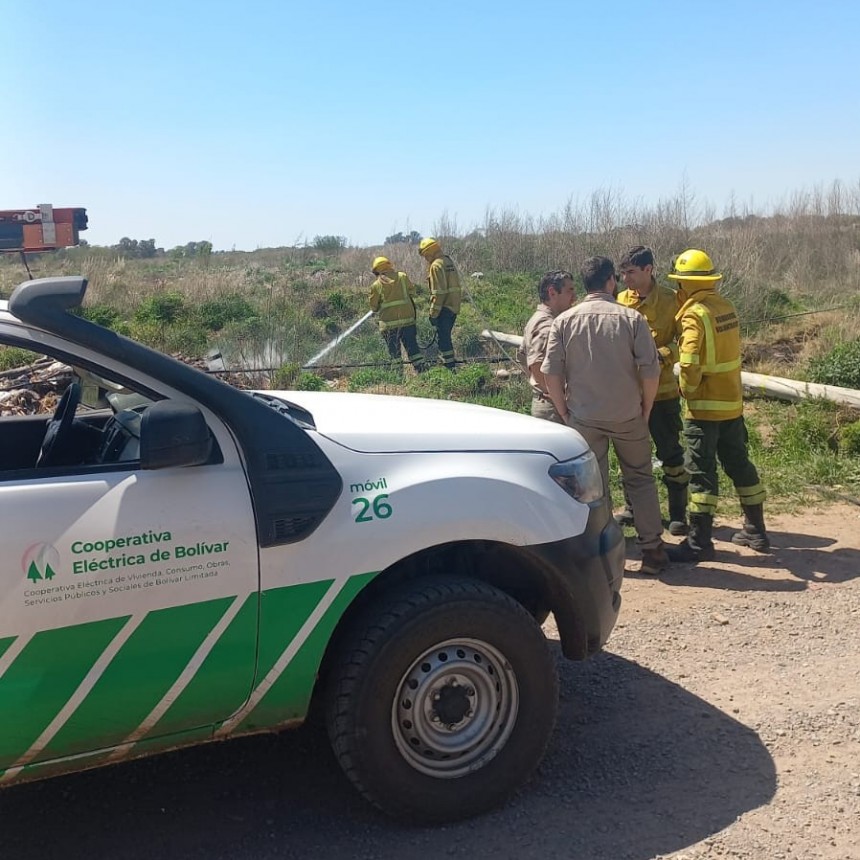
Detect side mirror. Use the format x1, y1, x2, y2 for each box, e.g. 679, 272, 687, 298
140, 402, 212, 470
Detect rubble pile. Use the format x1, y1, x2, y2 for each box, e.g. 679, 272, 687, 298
177, 354, 260, 390
0, 358, 70, 415
0, 355, 259, 416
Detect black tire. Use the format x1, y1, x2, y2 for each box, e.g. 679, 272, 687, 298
325, 576, 559, 823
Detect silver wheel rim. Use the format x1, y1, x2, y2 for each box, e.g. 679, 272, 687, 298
391, 637, 519, 778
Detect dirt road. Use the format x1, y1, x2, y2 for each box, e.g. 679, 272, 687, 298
4, 505, 859, 860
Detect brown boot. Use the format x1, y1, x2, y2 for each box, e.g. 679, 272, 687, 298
640, 543, 670, 575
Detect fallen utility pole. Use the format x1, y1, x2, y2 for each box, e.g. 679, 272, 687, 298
480, 329, 860, 410
738, 371, 860, 409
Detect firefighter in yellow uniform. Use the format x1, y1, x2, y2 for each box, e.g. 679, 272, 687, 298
617, 246, 689, 536
669, 249, 768, 561
418, 237, 461, 370
369, 256, 425, 373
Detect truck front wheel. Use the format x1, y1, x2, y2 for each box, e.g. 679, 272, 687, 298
325, 576, 559, 823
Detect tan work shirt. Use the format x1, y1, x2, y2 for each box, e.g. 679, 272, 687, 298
541, 292, 660, 424
518, 303, 555, 401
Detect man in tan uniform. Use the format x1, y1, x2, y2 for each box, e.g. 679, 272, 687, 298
517, 270, 576, 423
542, 256, 676, 574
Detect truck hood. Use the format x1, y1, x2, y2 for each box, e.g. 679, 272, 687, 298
265, 390, 590, 460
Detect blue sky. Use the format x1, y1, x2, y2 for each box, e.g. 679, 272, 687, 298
4, 0, 858, 251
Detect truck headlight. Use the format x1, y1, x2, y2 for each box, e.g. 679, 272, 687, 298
548, 451, 604, 507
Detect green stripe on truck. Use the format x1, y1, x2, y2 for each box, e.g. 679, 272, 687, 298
142, 593, 258, 738
36, 597, 236, 762
236, 572, 376, 732
0, 617, 130, 768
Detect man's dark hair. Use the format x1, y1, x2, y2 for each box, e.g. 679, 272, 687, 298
538, 270, 574, 303
580, 256, 616, 293
619, 245, 654, 270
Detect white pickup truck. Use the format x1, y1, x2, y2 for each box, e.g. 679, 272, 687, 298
0, 276, 624, 823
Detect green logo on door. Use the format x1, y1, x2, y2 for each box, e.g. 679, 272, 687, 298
21, 544, 61, 583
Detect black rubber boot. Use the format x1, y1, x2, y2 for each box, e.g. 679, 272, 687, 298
731, 503, 771, 552
666, 513, 715, 563
667, 484, 689, 537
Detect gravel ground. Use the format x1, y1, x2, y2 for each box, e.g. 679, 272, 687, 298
3, 504, 859, 860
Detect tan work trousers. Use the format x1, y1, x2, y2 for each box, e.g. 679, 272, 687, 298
531, 396, 565, 424
569, 415, 663, 550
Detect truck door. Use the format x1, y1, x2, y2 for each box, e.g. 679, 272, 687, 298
0, 406, 259, 774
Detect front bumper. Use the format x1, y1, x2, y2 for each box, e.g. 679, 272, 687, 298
525, 503, 624, 659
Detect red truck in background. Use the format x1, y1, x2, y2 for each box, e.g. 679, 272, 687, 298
0, 205, 88, 253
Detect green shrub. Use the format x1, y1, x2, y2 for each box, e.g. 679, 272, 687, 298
406, 363, 492, 400
451, 315, 487, 358
80, 304, 123, 329
771, 401, 835, 456
312, 235, 346, 253
127, 320, 208, 357
472, 391, 531, 414
219, 316, 268, 342
347, 367, 403, 391
197, 294, 256, 331
163, 323, 209, 357
839, 420, 860, 457
0, 346, 39, 371
466, 272, 537, 331
296, 372, 326, 391
272, 362, 301, 388
134, 291, 188, 325
404, 366, 452, 398
451, 362, 492, 391
325, 289, 361, 318
807, 339, 860, 389
760, 288, 804, 319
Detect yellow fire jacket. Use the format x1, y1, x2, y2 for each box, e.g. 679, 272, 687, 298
676, 284, 744, 421
369, 271, 417, 331
617, 282, 680, 401
427, 255, 462, 318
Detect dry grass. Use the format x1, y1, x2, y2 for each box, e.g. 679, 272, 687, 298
2, 178, 858, 381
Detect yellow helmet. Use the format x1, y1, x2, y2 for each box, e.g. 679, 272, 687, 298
371, 255, 394, 274
418, 237, 441, 258
668, 249, 722, 282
